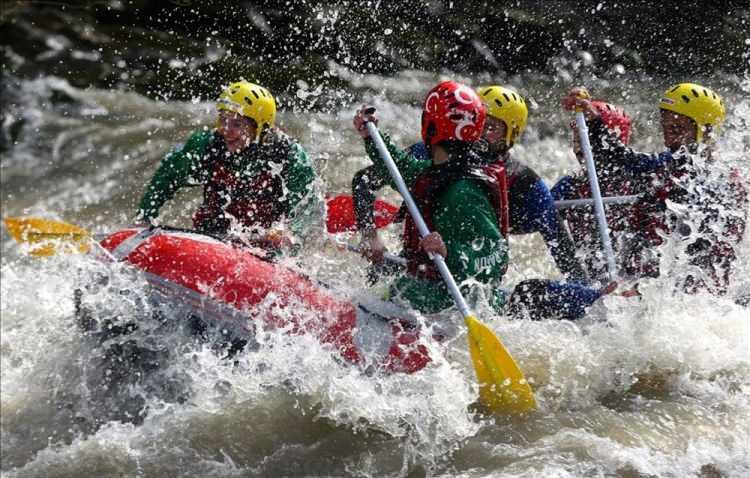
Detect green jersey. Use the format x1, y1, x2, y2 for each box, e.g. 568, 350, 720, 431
363, 134, 509, 313
137, 128, 322, 241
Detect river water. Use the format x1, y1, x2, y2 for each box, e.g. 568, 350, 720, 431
1, 70, 749, 477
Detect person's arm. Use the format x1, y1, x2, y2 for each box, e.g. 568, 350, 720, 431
282, 143, 324, 242
550, 175, 577, 201
525, 178, 589, 282
136, 130, 212, 222
363, 133, 432, 192
726, 170, 748, 244
587, 117, 673, 174
352, 142, 427, 232
352, 165, 388, 233
433, 181, 509, 286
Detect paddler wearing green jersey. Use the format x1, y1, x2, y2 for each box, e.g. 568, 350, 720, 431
136, 81, 322, 248
353, 81, 509, 314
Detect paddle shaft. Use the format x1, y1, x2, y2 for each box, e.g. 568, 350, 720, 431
346, 244, 407, 266
365, 122, 472, 317
555, 195, 639, 210
575, 111, 617, 279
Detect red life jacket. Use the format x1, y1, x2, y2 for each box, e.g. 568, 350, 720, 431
192, 135, 288, 233
565, 171, 636, 244
628, 159, 689, 245
402, 159, 509, 280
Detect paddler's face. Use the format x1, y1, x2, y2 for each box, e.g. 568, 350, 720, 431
483, 116, 509, 154
660, 109, 696, 151
431, 144, 450, 165
218, 111, 257, 153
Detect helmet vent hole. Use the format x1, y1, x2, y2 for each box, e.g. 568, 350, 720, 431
691, 89, 699, 97
481, 89, 491, 96
244, 96, 253, 105
703, 89, 709, 96
681, 95, 690, 103
511, 93, 517, 101
494, 99, 503, 107
670, 86, 680, 92
449, 113, 464, 121
253, 90, 261, 99
502, 93, 511, 102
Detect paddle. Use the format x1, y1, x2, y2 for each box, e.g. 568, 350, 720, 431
4, 215, 411, 277
4, 194, 396, 253
554, 195, 639, 210
574, 91, 617, 279
364, 121, 535, 414
328, 191, 640, 226
4, 217, 116, 261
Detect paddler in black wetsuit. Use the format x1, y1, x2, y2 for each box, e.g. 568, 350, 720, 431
551, 99, 650, 283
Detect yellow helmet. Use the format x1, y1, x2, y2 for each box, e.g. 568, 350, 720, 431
477, 85, 529, 146
217, 81, 276, 141
659, 83, 726, 142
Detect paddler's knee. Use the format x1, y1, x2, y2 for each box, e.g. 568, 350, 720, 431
508, 279, 552, 320
508, 279, 600, 321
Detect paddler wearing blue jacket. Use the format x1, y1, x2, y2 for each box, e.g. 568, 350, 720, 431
475, 85, 621, 319
136, 81, 323, 250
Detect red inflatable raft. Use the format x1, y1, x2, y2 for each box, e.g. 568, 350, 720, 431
98, 228, 431, 374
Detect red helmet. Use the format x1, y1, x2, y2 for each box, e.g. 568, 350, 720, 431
592, 100, 632, 144
421, 81, 486, 147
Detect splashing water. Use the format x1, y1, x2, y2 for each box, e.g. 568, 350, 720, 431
2, 72, 750, 477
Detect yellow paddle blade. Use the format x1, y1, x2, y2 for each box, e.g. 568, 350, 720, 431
465, 315, 536, 414
3, 217, 91, 257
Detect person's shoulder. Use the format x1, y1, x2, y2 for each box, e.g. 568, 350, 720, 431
264, 127, 307, 155
163, 129, 212, 164
179, 129, 214, 152
264, 126, 297, 145
406, 142, 429, 161
186, 128, 214, 143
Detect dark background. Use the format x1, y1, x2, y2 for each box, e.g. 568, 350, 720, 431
2, 0, 749, 106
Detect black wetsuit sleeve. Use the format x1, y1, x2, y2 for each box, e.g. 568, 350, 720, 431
352, 165, 388, 232
552, 218, 589, 283
588, 118, 673, 174
508, 167, 589, 283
